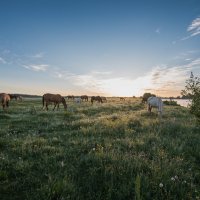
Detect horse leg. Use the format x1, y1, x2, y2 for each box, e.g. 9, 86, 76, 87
148, 104, 151, 112
46, 102, 48, 111
53, 103, 57, 111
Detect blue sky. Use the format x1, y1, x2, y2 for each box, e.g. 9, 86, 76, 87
0, 0, 200, 97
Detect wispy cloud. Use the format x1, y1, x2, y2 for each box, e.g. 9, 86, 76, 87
0, 57, 6, 64
182, 16, 200, 40
31, 52, 45, 58
52, 58, 200, 97
22, 64, 49, 72
187, 17, 200, 36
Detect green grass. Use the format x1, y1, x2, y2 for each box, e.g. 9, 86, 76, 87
0, 97, 199, 200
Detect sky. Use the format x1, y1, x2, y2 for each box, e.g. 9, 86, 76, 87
0, 0, 200, 97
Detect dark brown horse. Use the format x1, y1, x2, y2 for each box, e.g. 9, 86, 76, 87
9, 94, 22, 101
91, 96, 103, 104
81, 95, 88, 101
42, 93, 67, 111
120, 97, 125, 101
101, 97, 107, 102
1, 93, 11, 110
67, 95, 74, 100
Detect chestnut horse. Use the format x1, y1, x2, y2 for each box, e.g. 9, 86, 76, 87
42, 93, 67, 111
1, 93, 11, 110
91, 96, 103, 104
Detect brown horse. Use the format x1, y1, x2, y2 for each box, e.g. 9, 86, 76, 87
1, 93, 11, 110
9, 94, 22, 101
91, 96, 103, 104
101, 97, 107, 102
81, 95, 88, 101
67, 95, 74, 100
42, 93, 67, 111
120, 97, 125, 101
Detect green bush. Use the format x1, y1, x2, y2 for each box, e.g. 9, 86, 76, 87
182, 73, 200, 122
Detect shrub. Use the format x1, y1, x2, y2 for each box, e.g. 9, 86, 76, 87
182, 72, 200, 122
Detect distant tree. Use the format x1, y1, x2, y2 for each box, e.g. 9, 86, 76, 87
181, 72, 200, 122
142, 93, 156, 103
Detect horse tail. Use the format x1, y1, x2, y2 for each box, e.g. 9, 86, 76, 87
42, 95, 45, 108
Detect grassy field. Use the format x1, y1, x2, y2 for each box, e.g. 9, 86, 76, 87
0, 97, 199, 200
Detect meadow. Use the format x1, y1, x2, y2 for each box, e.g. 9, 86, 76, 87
0, 97, 199, 200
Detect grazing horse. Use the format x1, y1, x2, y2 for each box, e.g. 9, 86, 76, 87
67, 95, 74, 100
81, 95, 88, 101
1, 93, 11, 110
120, 97, 125, 101
147, 96, 163, 116
42, 93, 67, 111
9, 94, 22, 101
91, 96, 103, 104
101, 97, 107, 102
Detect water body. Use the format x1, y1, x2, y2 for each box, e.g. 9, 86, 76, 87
163, 99, 191, 108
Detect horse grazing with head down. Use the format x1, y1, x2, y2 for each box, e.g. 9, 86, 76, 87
147, 96, 163, 117
42, 93, 67, 111
67, 95, 74, 100
1, 93, 11, 110
91, 96, 103, 104
9, 94, 22, 101
101, 97, 107, 102
81, 95, 88, 101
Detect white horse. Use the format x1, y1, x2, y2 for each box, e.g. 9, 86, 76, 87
74, 97, 82, 104
147, 96, 163, 116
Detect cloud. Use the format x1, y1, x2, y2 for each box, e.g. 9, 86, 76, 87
187, 17, 200, 36
22, 64, 49, 72
51, 58, 200, 97
0, 57, 6, 64
182, 17, 200, 40
31, 52, 45, 58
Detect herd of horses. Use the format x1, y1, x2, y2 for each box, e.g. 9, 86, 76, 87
0, 93, 163, 116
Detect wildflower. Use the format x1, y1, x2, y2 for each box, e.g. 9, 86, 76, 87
174, 175, 178, 180
61, 161, 64, 167
171, 177, 175, 181
92, 148, 95, 151
182, 180, 187, 184
159, 183, 163, 188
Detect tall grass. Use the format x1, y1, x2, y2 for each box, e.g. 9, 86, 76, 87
0, 97, 199, 199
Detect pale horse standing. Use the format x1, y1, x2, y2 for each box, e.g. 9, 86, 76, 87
74, 97, 82, 104
147, 96, 163, 117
